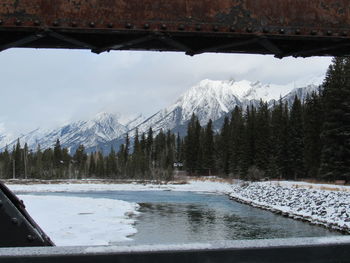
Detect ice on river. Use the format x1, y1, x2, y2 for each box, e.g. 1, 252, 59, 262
18, 195, 140, 246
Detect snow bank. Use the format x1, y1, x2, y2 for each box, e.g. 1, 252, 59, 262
9, 180, 233, 194
18, 195, 140, 246
229, 181, 350, 233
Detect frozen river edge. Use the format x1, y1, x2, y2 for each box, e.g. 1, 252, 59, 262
6, 179, 350, 245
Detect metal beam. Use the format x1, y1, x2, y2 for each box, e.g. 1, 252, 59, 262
189, 38, 259, 56
48, 32, 97, 50
1, 237, 350, 263
92, 35, 154, 54
0, 1, 350, 56
0, 33, 46, 52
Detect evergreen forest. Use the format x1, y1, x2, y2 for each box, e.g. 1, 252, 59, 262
0, 57, 349, 182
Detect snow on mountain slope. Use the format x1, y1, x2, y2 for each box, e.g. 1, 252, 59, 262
133, 79, 316, 136
0, 78, 320, 154
0, 112, 132, 154
36, 112, 128, 153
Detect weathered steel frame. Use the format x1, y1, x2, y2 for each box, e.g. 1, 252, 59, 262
0, 182, 54, 247
1, 237, 350, 263
0, 0, 350, 57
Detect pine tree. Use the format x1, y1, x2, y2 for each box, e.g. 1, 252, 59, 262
218, 116, 231, 175
13, 139, 22, 178
53, 139, 62, 168
255, 101, 271, 175
229, 106, 245, 178
184, 114, 201, 174
242, 105, 257, 175
202, 119, 215, 175
304, 91, 324, 178
320, 57, 350, 181
73, 145, 87, 178
289, 96, 305, 180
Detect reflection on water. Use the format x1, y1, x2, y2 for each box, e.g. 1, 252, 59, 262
119, 192, 341, 245
21, 190, 342, 245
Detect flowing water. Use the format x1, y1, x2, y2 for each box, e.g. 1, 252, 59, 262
22, 190, 341, 245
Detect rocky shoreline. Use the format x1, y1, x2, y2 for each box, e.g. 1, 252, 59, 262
228, 182, 350, 234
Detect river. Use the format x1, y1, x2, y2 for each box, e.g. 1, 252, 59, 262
21, 190, 341, 245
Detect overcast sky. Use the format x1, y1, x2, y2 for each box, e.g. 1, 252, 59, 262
0, 48, 332, 135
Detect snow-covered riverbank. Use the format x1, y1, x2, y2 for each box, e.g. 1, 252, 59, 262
6, 179, 350, 246
230, 181, 350, 233
18, 195, 140, 246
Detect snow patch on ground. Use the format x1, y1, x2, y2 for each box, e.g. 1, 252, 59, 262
10, 181, 233, 194
18, 195, 140, 246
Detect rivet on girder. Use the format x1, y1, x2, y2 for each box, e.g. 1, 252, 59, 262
52, 21, 59, 27
125, 23, 132, 29
178, 24, 185, 31
310, 30, 317, 35
161, 24, 167, 30
195, 25, 202, 31
27, 235, 35, 242
33, 20, 40, 26
279, 29, 285, 34
213, 25, 219, 32
144, 23, 150, 29
295, 29, 301, 35
89, 22, 95, 28
71, 21, 77, 27
15, 20, 22, 26
246, 27, 253, 33
11, 218, 18, 225
107, 22, 114, 28
230, 26, 235, 32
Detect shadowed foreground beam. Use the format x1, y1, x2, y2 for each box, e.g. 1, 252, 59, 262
1, 237, 350, 263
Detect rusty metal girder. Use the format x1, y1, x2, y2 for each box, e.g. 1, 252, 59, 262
0, 0, 350, 57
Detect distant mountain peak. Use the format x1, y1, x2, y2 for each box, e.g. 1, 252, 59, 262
0, 77, 322, 154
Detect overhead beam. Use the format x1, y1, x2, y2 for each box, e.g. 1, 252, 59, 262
1, 0, 350, 57
92, 35, 154, 54
0, 33, 46, 52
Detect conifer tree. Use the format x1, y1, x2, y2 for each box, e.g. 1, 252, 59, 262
202, 119, 215, 175
218, 116, 231, 175
184, 114, 201, 173
242, 105, 257, 175
229, 106, 245, 178
255, 101, 271, 174
289, 96, 305, 179
304, 91, 323, 178
13, 139, 22, 178
53, 139, 62, 168
320, 57, 350, 180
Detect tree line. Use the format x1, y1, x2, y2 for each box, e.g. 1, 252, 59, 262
0, 57, 349, 182
0, 128, 176, 181
181, 57, 350, 182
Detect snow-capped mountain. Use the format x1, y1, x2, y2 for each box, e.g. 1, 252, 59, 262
132, 79, 318, 136
0, 78, 320, 154
0, 112, 135, 154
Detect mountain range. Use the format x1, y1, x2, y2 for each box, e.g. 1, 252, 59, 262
0, 78, 320, 154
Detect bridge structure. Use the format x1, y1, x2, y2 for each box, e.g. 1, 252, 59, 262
0, 0, 350, 58
1, 1, 350, 262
